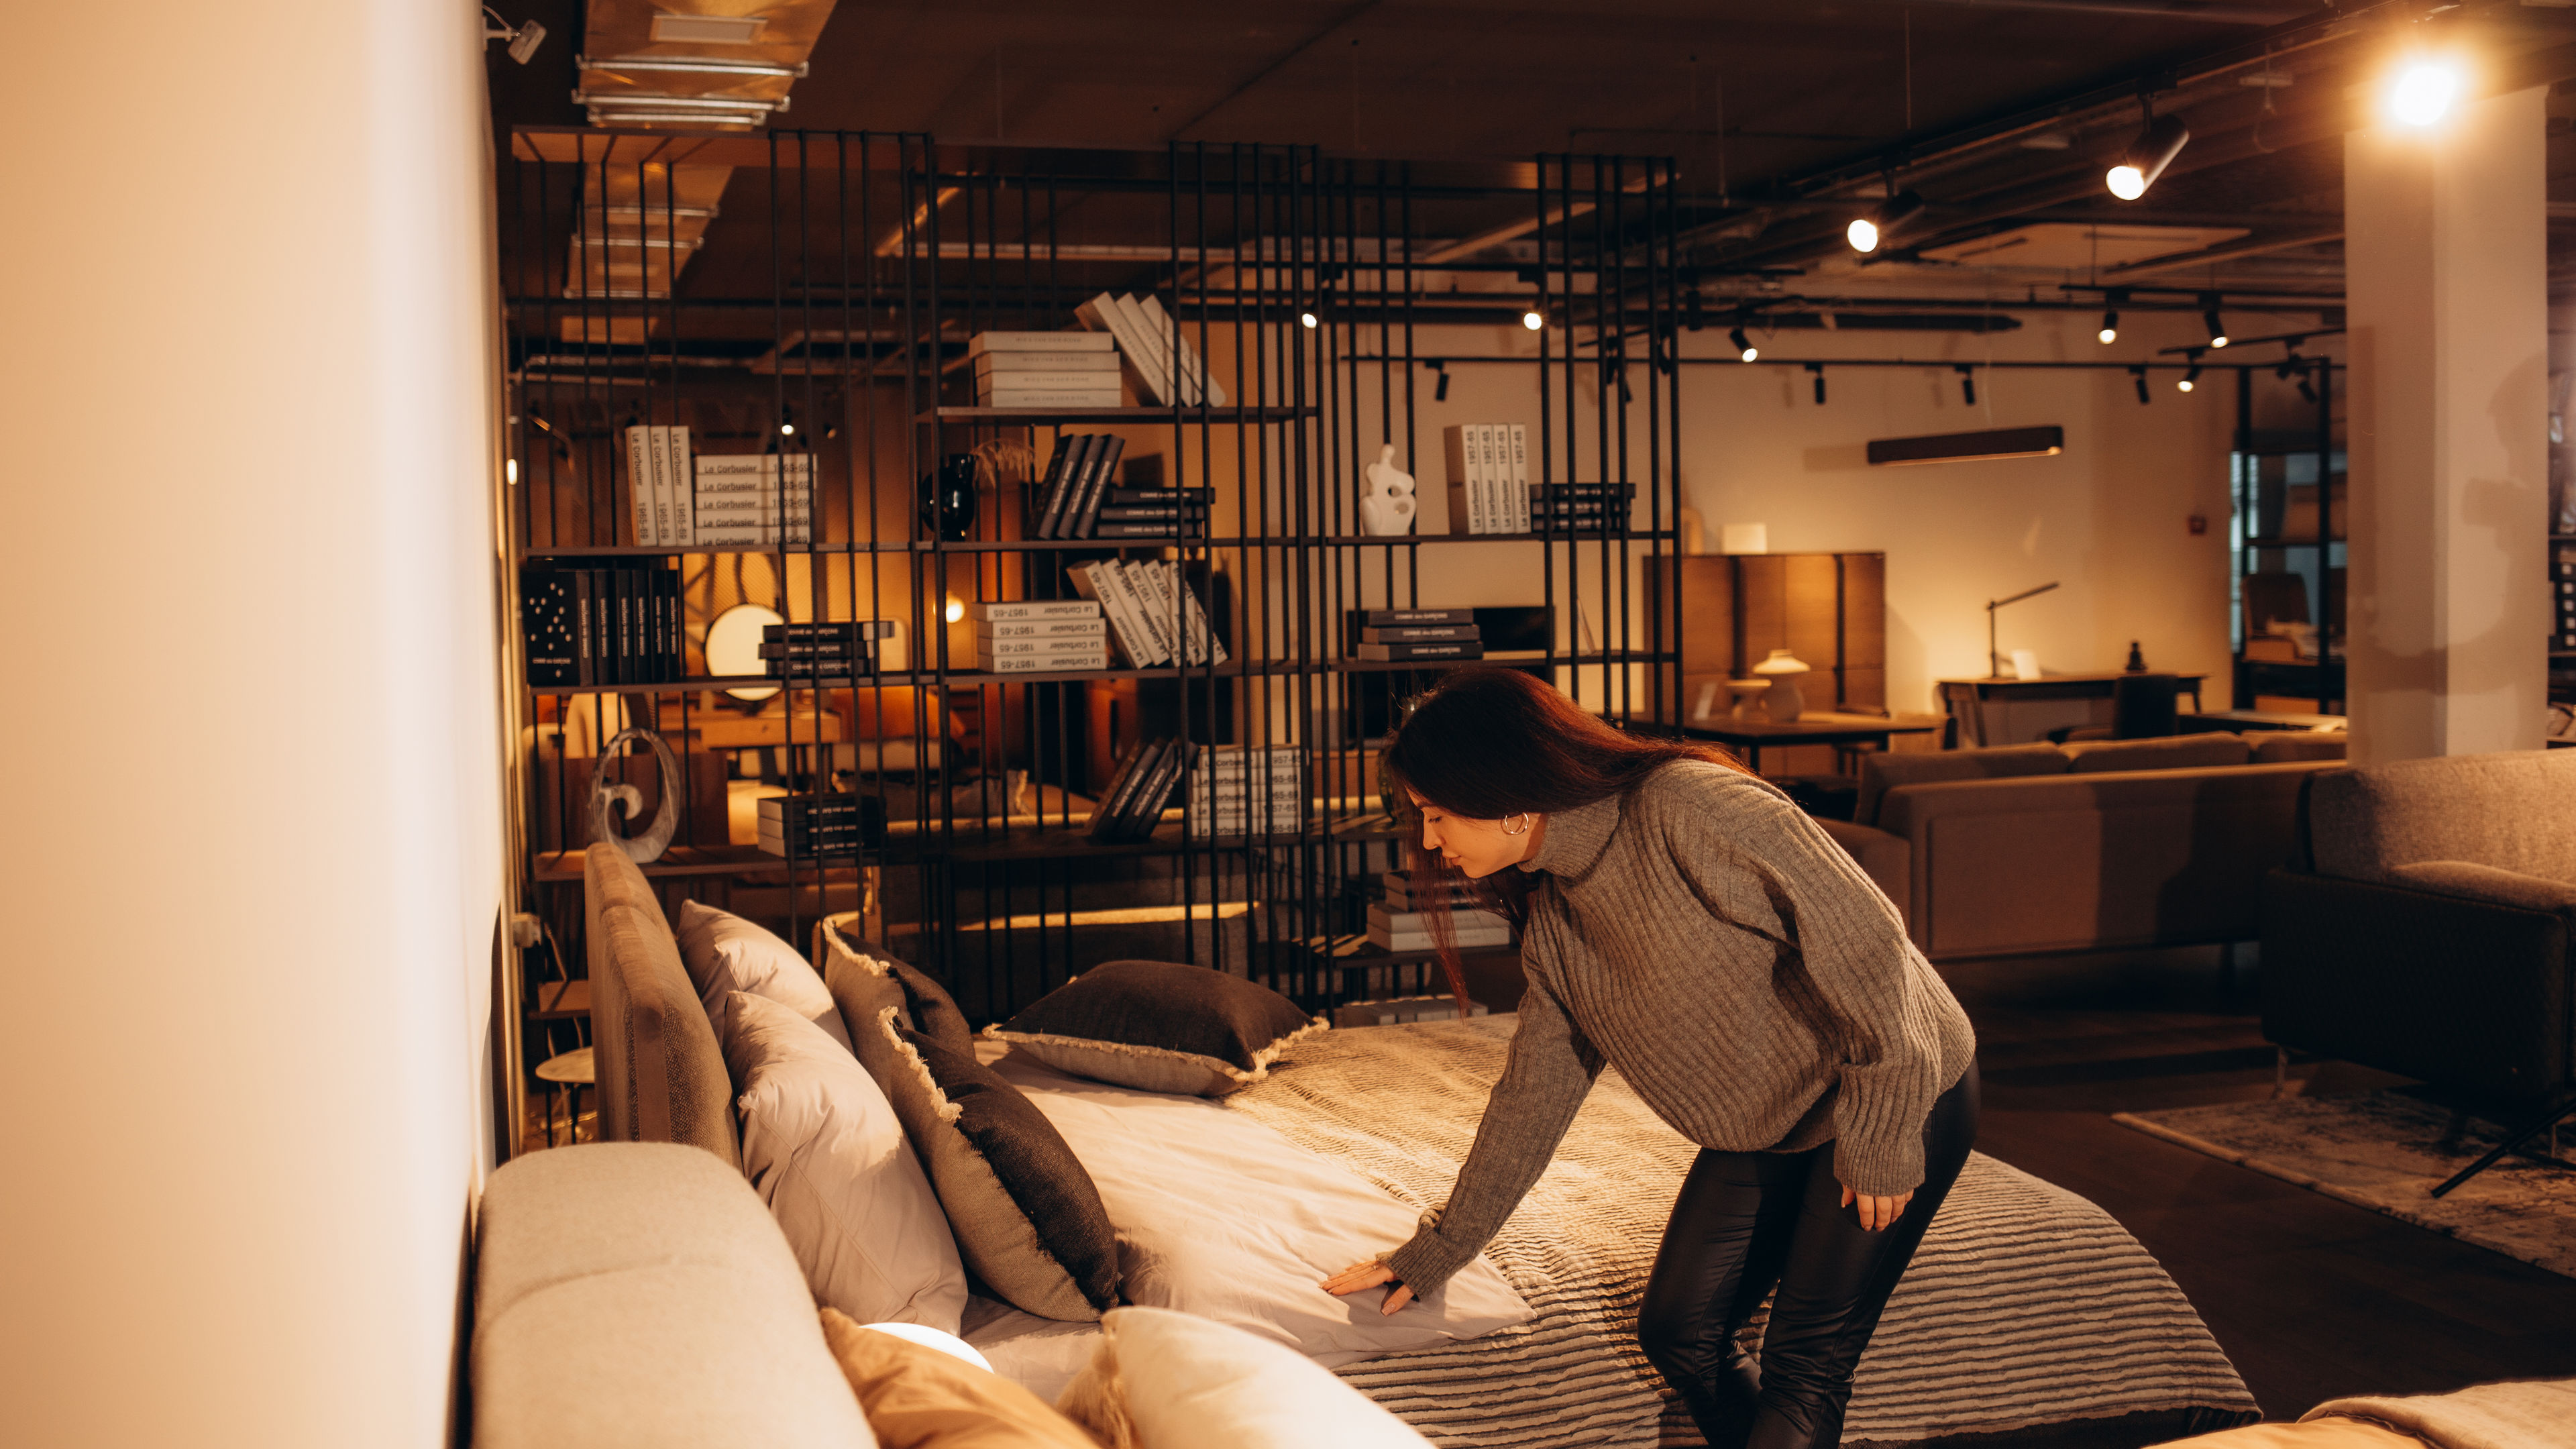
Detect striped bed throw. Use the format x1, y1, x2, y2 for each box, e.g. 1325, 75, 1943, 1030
1226, 1016, 2259, 1448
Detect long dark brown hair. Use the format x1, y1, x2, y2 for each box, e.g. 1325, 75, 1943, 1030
1381, 667, 1747, 1008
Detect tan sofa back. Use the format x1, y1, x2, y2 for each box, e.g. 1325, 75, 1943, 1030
584, 843, 741, 1169
1857, 743, 2068, 828
471, 1142, 871, 1449
2308, 748, 2576, 884
2061, 733, 2251, 773
1878, 760, 2338, 959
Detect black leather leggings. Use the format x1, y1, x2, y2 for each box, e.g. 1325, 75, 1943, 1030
1637, 1067, 1980, 1449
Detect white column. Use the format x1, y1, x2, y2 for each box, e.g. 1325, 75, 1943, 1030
0, 3, 503, 1446
2343, 83, 2551, 763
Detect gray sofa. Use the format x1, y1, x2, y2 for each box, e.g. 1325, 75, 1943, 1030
471, 1141, 869, 1449
584, 841, 739, 1165
2262, 749, 2576, 1106
1825, 733, 2346, 961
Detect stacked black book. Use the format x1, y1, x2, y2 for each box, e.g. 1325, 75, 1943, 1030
1529, 483, 1635, 536
759, 621, 896, 680
1087, 736, 1198, 843
757, 794, 888, 858
2557, 542, 2576, 652
1027, 433, 1212, 540
1347, 606, 1483, 663
522, 560, 682, 687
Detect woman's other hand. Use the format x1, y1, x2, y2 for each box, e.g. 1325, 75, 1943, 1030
1839, 1183, 1915, 1231
1320, 1258, 1417, 1316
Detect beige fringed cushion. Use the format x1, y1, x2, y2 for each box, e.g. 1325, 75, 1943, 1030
1055, 1307, 1435, 1449
869, 1008, 1121, 1322
819, 922, 975, 1098
984, 960, 1325, 1097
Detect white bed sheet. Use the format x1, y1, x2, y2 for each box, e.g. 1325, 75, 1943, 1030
972, 1040, 1531, 1372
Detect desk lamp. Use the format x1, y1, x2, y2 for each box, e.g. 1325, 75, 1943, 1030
1986, 582, 2060, 678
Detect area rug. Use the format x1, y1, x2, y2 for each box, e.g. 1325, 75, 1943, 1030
2114, 1091, 2576, 1280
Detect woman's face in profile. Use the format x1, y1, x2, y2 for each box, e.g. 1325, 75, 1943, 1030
1408, 789, 1525, 879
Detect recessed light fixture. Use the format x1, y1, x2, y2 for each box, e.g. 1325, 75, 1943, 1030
650, 12, 768, 44
2107, 113, 2190, 200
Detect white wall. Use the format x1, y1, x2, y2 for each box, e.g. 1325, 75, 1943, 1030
1392, 309, 2268, 714
0, 4, 504, 1446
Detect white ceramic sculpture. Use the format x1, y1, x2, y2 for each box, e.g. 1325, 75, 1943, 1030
1726, 678, 1772, 720
1358, 443, 1417, 536
588, 727, 682, 863
1752, 649, 1812, 722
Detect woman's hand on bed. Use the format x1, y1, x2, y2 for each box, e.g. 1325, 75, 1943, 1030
1320, 1259, 1417, 1316
1839, 1183, 1914, 1231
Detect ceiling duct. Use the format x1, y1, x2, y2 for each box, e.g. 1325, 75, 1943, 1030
574, 0, 835, 129
560, 2, 838, 327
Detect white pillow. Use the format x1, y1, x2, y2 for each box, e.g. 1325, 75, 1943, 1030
677, 899, 851, 1049
986, 1049, 1529, 1365
718, 991, 969, 1334
1057, 1306, 1434, 1449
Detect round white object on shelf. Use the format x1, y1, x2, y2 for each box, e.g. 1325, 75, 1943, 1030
704, 602, 786, 702
862, 1322, 992, 1372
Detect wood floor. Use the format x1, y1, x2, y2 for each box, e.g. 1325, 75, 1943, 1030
1947, 947, 2576, 1424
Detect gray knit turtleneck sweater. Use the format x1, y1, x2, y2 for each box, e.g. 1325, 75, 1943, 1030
1382, 759, 1976, 1295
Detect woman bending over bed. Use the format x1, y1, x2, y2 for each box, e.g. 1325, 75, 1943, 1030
1323, 667, 1979, 1449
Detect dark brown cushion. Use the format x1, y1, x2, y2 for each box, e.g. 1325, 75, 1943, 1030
869, 1010, 1121, 1321
1857, 744, 2067, 827
986, 960, 1325, 1097
2061, 733, 2251, 773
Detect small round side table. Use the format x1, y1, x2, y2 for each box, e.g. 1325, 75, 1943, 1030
533, 1046, 596, 1148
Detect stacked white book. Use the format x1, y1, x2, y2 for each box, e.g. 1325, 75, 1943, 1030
1065, 558, 1228, 667
1073, 291, 1229, 407
1443, 423, 1532, 535
624, 423, 696, 546
1185, 744, 1303, 838
971, 331, 1123, 409
1367, 871, 1514, 953
694, 453, 813, 546
967, 598, 1108, 673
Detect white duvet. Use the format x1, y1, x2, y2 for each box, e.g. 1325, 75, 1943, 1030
969, 1041, 1530, 1387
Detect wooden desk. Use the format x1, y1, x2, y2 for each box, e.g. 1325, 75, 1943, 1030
1681, 712, 1939, 772
1937, 674, 2209, 747
2182, 709, 2344, 733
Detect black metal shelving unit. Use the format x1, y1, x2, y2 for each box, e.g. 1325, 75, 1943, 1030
2230, 358, 2345, 713
500, 129, 1683, 1025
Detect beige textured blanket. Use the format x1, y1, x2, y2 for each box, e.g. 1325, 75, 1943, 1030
1228, 1017, 2259, 1448
2308, 1379, 2576, 1449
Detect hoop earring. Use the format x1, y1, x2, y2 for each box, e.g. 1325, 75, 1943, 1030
1502, 813, 1532, 837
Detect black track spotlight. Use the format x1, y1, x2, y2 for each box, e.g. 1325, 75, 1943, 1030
2130, 366, 2151, 405
2178, 350, 2204, 393
1685, 291, 1705, 333
2295, 363, 2318, 405
2098, 309, 2119, 345
1847, 189, 1925, 254
2107, 112, 2190, 200
1955, 365, 1977, 407
1730, 323, 1758, 363
2200, 293, 2229, 349
1805, 362, 1827, 405
2275, 351, 2304, 381
1429, 359, 1451, 402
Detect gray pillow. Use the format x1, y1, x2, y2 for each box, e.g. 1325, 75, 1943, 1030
985, 960, 1325, 1097
867, 1008, 1121, 1322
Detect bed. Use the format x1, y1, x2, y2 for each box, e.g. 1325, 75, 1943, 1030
967, 1015, 2261, 1449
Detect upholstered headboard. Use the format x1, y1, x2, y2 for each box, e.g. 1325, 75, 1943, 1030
582, 843, 741, 1169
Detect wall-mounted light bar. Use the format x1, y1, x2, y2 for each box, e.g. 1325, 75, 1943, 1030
1867, 425, 2065, 467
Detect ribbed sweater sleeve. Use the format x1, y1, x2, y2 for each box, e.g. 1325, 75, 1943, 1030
1381, 965, 1601, 1295
1657, 780, 1955, 1195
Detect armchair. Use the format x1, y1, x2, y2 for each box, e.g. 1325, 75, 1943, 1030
2260, 750, 2576, 1193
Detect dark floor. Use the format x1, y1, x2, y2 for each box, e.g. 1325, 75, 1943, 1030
1949, 947, 2576, 1424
